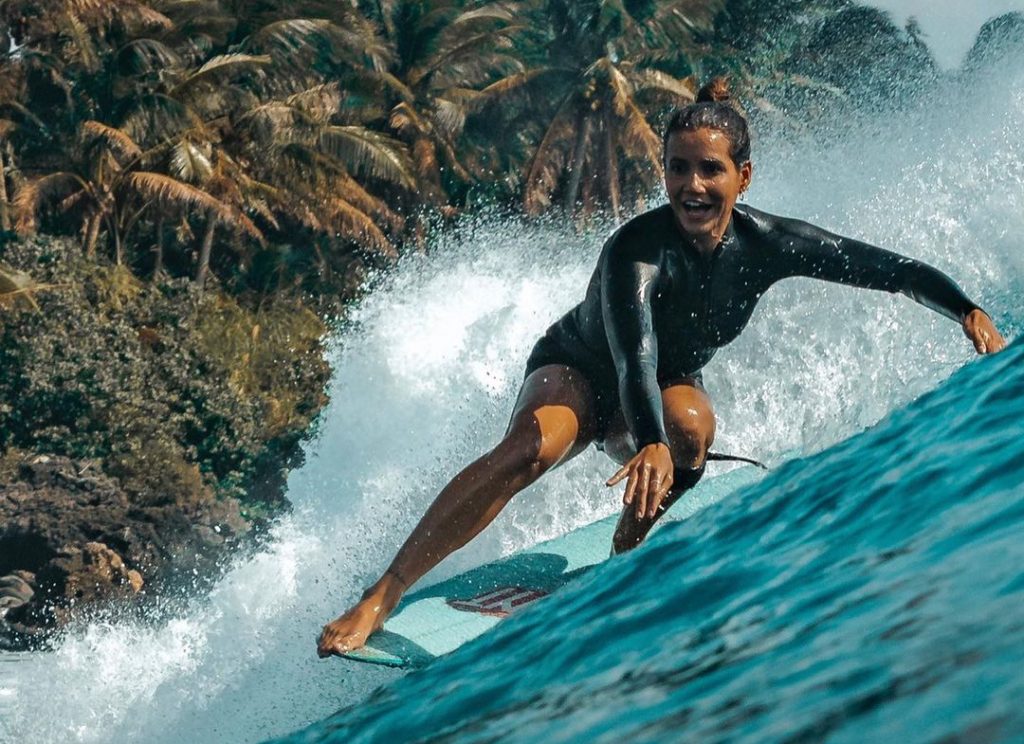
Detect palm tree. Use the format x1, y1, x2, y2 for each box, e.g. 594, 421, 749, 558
476, 0, 717, 220
231, 81, 414, 260
111, 7, 414, 282
374, 1, 524, 207
12, 119, 261, 264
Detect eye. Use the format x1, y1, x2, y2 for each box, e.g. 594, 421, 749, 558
668, 160, 687, 175
701, 159, 726, 176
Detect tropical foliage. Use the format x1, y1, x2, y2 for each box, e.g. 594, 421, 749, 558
1, 0, 968, 293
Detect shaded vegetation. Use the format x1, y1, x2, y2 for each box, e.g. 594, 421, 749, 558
0, 234, 328, 508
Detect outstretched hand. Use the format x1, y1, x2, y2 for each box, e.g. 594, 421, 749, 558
963, 309, 1006, 354
607, 442, 674, 520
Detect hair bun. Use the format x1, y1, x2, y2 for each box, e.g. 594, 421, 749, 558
696, 76, 731, 103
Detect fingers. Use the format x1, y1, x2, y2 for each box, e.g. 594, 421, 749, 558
965, 312, 1008, 355
647, 473, 674, 518
606, 464, 629, 487
623, 467, 639, 506
635, 465, 652, 520
980, 326, 1007, 354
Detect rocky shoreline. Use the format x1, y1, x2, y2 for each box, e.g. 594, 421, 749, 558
0, 235, 331, 649
0, 453, 260, 649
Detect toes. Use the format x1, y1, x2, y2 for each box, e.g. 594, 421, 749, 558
317, 630, 365, 658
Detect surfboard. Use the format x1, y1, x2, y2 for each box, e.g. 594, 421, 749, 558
342, 464, 763, 668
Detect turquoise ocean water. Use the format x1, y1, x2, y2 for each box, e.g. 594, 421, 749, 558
275, 334, 1024, 743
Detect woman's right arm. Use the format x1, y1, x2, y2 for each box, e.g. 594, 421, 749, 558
601, 239, 675, 518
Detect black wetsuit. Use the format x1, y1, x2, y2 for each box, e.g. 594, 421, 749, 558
525, 203, 982, 448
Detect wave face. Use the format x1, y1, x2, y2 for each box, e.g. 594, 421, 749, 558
277, 336, 1024, 744
3, 32, 1023, 744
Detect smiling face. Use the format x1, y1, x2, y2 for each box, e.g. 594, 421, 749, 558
664, 128, 752, 253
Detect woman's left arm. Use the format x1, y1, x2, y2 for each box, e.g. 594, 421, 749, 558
773, 216, 1006, 354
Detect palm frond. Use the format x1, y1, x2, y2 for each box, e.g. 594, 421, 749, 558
246, 18, 391, 72
336, 172, 403, 233
246, 197, 280, 231
286, 83, 343, 121
82, 120, 143, 161
604, 60, 634, 117
12, 172, 90, 235
0, 100, 48, 135
127, 172, 263, 241
324, 197, 396, 258
603, 62, 664, 167
170, 139, 214, 183
432, 98, 466, 139
615, 99, 662, 172
64, 10, 101, 72
236, 101, 305, 146
172, 53, 272, 96
377, 71, 416, 103
319, 126, 416, 188
388, 101, 425, 138
627, 68, 696, 102
523, 93, 578, 214
450, 3, 516, 26
412, 136, 441, 185
415, 28, 524, 88
116, 38, 184, 76
127, 4, 175, 32
121, 94, 206, 145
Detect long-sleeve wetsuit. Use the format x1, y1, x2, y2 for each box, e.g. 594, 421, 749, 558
524, 203, 982, 449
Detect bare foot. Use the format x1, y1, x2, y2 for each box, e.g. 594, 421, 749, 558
317, 575, 404, 657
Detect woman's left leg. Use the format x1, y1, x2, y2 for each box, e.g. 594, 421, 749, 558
604, 378, 716, 554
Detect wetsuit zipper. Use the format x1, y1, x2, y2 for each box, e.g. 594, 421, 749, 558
699, 243, 722, 342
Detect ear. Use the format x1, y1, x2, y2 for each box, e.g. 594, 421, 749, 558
739, 161, 753, 194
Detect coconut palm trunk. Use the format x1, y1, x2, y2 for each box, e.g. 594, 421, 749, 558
196, 215, 216, 289
563, 112, 592, 214
153, 218, 165, 280
111, 217, 123, 265
84, 214, 102, 258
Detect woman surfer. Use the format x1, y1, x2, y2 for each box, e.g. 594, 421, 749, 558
317, 78, 1006, 658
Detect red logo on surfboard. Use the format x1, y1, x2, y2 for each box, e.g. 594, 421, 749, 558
447, 586, 548, 617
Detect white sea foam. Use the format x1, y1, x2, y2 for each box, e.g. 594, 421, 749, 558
3, 55, 1022, 744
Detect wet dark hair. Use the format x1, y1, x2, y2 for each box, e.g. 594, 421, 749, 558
663, 77, 751, 166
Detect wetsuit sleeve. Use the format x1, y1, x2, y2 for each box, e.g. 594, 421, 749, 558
769, 217, 982, 322
601, 237, 669, 450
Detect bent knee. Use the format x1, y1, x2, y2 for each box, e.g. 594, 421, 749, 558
494, 424, 573, 481
666, 422, 712, 469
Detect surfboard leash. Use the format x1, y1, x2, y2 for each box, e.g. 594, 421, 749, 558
706, 451, 769, 470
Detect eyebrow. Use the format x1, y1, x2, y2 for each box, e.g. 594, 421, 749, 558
667, 156, 725, 165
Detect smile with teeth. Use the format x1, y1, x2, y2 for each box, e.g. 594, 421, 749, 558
681, 199, 715, 217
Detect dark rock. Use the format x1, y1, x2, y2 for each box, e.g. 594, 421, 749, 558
0, 571, 34, 611
0, 453, 255, 648
0, 573, 34, 601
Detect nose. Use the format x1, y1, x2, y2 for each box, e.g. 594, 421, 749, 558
676, 170, 704, 195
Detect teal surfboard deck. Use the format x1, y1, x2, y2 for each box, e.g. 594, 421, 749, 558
343, 465, 763, 668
